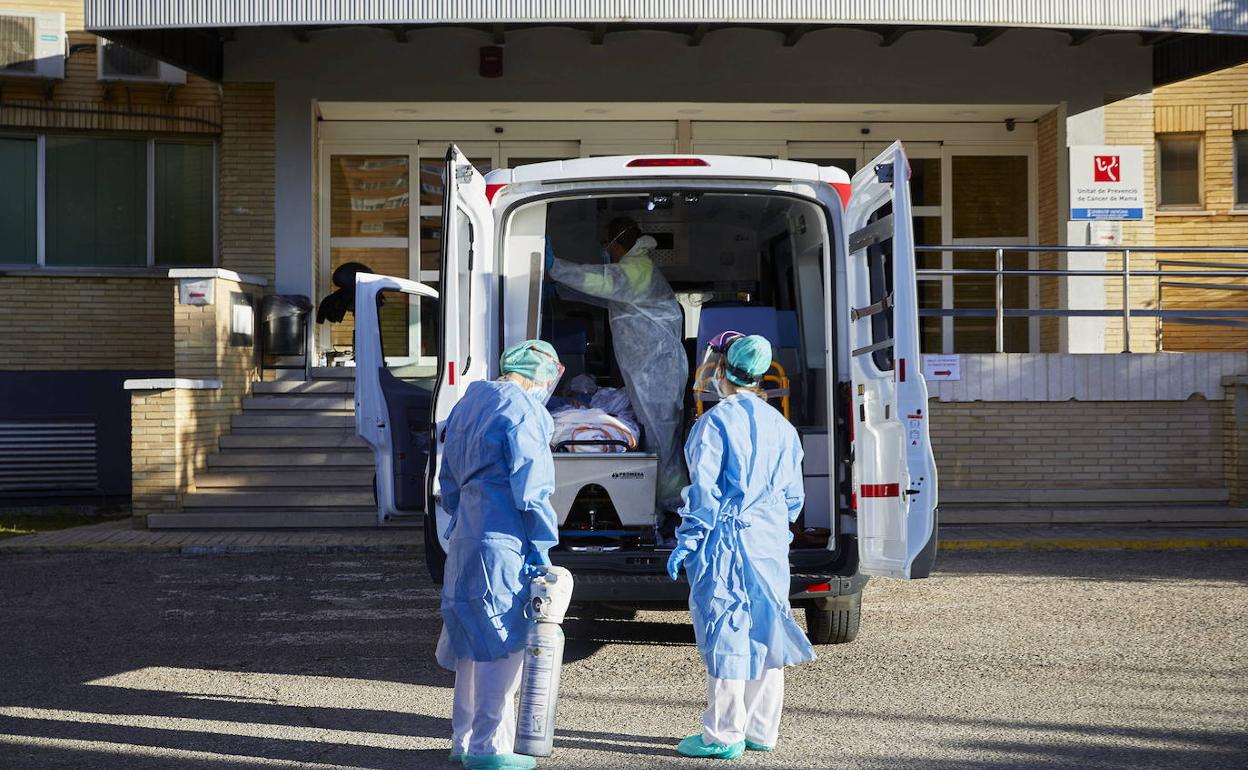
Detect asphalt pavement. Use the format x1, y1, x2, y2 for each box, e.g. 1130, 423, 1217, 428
1, 548, 1245, 769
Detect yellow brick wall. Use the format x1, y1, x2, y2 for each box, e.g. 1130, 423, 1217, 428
931, 399, 1225, 490
129, 274, 262, 518
1037, 108, 1062, 352
1149, 64, 1248, 352
0, 1, 220, 134
129, 388, 178, 521
219, 83, 276, 282
0, 276, 174, 370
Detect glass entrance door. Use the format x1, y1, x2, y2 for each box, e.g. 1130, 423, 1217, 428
324, 149, 418, 357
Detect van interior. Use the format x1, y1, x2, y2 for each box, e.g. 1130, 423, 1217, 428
532, 191, 842, 554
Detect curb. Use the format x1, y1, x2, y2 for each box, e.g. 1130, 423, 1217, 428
0, 542, 423, 556
942, 537, 1248, 551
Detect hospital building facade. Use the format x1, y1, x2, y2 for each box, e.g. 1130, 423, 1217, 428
4, 1, 1248, 528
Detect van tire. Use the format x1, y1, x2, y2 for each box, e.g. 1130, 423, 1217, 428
805, 591, 862, 645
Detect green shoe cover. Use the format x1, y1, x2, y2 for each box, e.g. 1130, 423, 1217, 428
462, 754, 536, 770
676, 735, 746, 759
744, 739, 774, 752
449, 750, 466, 764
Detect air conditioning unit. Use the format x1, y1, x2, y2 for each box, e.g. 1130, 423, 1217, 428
98, 40, 186, 85
0, 9, 66, 80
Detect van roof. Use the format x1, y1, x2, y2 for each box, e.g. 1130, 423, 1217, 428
486, 154, 852, 186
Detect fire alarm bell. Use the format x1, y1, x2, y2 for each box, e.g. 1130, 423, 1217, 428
480, 46, 503, 78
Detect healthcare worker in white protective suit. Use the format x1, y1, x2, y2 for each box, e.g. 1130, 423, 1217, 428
545, 217, 690, 509
667, 333, 816, 759
436, 339, 564, 770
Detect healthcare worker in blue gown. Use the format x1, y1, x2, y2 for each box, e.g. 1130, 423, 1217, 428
667, 333, 816, 760
436, 339, 564, 770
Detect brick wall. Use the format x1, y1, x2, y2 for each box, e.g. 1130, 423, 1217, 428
0, 1, 220, 134
1037, 107, 1062, 352
128, 273, 262, 520
931, 398, 1225, 490
0, 276, 174, 370
1150, 65, 1248, 352
219, 83, 277, 282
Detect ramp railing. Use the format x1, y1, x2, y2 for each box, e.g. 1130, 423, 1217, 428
914, 245, 1248, 353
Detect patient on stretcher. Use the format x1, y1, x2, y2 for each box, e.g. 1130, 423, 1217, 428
548, 374, 643, 454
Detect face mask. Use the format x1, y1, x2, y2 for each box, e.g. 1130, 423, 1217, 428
713, 367, 732, 399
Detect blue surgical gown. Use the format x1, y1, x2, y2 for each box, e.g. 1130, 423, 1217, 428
676, 391, 817, 680
436, 379, 559, 670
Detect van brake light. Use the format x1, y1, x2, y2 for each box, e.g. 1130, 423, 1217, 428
485, 183, 508, 203
626, 158, 709, 167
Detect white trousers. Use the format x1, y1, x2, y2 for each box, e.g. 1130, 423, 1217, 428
451, 651, 525, 757
702, 668, 785, 748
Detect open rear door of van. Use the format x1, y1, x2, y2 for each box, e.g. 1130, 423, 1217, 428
844, 141, 939, 579
354, 273, 440, 524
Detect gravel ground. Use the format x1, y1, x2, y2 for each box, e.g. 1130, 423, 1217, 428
0, 549, 1245, 770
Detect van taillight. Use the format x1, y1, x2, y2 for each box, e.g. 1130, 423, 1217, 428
485, 183, 508, 202
830, 182, 851, 209
626, 158, 709, 167
805, 582, 831, 594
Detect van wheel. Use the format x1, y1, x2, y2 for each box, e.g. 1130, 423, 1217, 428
805, 591, 862, 645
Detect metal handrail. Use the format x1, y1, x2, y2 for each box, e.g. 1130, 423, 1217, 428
913, 245, 1248, 353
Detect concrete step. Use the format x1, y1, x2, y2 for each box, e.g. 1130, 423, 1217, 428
220, 433, 366, 450
183, 490, 376, 508
311, 367, 357, 380
206, 450, 374, 468
232, 413, 355, 430
148, 511, 381, 529
195, 469, 374, 488
244, 395, 354, 412
253, 379, 354, 395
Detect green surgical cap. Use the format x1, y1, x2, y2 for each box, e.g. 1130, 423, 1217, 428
500, 339, 562, 382
725, 335, 773, 386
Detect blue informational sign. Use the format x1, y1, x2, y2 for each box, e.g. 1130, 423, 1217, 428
1071, 208, 1144, 220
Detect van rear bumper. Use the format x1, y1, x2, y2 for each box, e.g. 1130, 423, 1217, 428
566, 570, 868, 603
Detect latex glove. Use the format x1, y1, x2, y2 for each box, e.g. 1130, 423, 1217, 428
666, 545, 692, 581
523, 549, 551, 579
544, 238, 556, 272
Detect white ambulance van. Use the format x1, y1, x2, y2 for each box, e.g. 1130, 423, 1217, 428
354, 143, 938, 644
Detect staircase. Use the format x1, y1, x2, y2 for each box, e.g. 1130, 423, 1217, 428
146, 369, 381, 529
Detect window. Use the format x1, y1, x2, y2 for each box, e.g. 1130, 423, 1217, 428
155, 142, 215, 266
0, 137, 37, 264
46, 137, 147, 266
0, 134, 216, 268
456, 209, 473, 366
1235, 132, 1248, 208
1157, 134, 1201, 208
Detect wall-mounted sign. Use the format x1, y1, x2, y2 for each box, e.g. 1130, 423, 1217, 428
1070, 145, 1143, 220
178, 278, 214, 305
922, 354, 961, 381
230, 292, 255, 347
1089, 220, 1124, 246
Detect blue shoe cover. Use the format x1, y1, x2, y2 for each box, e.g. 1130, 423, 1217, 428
462, 753, 537, 770
744, 739, 774, 752
676, 735, 746, 759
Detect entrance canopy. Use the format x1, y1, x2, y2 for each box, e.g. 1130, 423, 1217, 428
87, 0, 1248, 83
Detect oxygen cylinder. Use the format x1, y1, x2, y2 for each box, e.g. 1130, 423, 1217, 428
514, 565, 574, 758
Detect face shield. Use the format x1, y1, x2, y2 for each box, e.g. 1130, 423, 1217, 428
524, 347, 566, 406
694, 330, 745, 396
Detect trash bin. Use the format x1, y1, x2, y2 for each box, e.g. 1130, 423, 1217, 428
260, 294, 313, 356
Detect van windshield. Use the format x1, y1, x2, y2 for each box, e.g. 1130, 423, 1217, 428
509, 190, 838, 550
